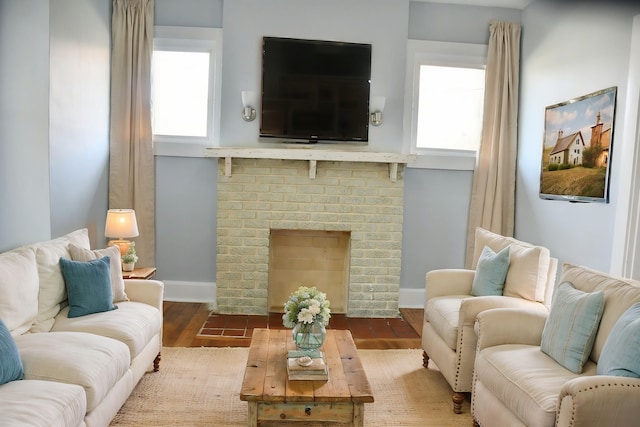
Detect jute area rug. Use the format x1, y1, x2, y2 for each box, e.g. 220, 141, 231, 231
111, 347, 471, 426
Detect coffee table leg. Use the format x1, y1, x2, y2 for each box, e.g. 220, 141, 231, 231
353, 403, 364, 427
247, 401, 258, 427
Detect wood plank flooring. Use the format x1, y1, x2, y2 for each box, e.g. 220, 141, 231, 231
162, 301, 424, 349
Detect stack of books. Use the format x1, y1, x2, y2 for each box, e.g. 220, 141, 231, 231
287, 350, 328, 381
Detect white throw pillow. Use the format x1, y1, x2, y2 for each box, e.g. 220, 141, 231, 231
69, 244, 128, 302
0, 248, 39, 335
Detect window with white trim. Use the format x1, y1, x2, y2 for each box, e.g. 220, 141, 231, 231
152, 26, 222, 156
403, 40, 487, 170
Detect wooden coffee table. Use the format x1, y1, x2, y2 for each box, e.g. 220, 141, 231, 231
240, 328, 374, 426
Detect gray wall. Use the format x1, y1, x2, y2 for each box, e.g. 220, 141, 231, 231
516, 0, 640, 272
0, 0, 52, 249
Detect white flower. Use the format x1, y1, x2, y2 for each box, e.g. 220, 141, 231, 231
282, 286, 331, 328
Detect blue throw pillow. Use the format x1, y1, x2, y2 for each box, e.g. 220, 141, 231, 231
0, 318, 23, 385
59, 256, 117, 318
597, 302, 640, 377
541, 282, 605, 373
471, 245, 510, 296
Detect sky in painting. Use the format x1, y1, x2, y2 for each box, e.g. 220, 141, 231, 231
543, 88, 616, 148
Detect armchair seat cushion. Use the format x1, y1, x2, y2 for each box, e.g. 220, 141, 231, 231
425, 295, 467, 350
476, 344, 596, 427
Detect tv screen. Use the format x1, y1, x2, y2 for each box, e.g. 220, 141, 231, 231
260, 37, 372, 143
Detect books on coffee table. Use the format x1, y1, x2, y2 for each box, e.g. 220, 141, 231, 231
287, 354, 329, 381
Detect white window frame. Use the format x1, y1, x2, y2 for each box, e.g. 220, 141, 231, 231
152, 26, 223, 157
403, 40, 487, 170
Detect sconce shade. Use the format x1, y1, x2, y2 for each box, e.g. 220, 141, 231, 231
105, 209, 139, 238
369, 95, 386, 126
241, 90, 258, 122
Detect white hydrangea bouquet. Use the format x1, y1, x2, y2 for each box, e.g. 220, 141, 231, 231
283, 286, 331, 328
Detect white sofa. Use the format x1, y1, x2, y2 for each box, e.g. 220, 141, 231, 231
472, 263, 640, 427
0, 229, 163, 427
422, 227, 558, 413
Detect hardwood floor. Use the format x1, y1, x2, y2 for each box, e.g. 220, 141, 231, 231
162, 301, 424, 349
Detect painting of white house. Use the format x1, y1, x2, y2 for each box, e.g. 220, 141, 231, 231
539, 86, 617, 202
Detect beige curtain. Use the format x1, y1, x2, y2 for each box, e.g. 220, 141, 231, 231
465, 21, 521, 268
109, 0, 155, 267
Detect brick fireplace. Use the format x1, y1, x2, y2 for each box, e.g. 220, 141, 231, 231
212, 149, 410, 317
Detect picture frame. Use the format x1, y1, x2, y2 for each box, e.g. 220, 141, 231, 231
539, 86, 617, 203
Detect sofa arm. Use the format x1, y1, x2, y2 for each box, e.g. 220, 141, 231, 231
124, 279, 164, 311
425, 269, 475, 301
475, 308, 548, 350
557, 376, 640, 427
459, 296, 547, 326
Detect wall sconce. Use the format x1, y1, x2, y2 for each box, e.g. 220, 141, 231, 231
105, 209, 139, 256
369, 95, 385, 126
241, 90, 257, 122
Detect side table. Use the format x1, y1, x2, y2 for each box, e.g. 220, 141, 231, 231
122, 267, 156, 280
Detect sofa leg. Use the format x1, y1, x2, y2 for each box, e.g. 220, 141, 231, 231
153, 352, 161, 372
452, 392, 465, 414
422, 351, 429, 368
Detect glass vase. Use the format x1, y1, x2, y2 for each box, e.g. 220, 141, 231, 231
292, 319, 326, 351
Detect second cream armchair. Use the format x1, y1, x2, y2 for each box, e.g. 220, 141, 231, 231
421, 227, 558, 413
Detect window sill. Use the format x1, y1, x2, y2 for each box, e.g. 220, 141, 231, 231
406, 149, 476, 171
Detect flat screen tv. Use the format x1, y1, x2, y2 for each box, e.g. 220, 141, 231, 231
260, 37, 372, 144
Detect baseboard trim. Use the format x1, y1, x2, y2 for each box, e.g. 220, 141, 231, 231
398, 288, 425, 309
163, 280, 216, 307
163, 282, 423, 311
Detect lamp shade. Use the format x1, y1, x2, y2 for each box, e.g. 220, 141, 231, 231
105, 209, 139, 238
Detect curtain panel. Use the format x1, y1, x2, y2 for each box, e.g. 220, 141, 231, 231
465, 21, 521, 268
109, 0, 155, 267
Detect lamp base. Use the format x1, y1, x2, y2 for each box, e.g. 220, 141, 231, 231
108, 239, 131, 256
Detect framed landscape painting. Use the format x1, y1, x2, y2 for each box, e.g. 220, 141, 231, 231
539, 87, 617, 203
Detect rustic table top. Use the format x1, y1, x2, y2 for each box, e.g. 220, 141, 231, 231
240, 328, 374, 404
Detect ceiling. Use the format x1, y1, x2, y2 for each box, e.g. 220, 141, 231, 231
413, 0, 534, 9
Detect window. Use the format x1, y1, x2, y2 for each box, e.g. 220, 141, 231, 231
152, 26, 222, 156
403, 40, 487, 170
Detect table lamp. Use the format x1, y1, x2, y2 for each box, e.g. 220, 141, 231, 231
105, 209, 139, 256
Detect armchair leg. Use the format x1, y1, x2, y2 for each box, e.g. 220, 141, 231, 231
452, 392, 465, 414
422, 351, 429, 368
473, 420, 480, 427
153, 352, 161, 372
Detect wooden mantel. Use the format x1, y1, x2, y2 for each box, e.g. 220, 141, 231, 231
204, 146, 417, 182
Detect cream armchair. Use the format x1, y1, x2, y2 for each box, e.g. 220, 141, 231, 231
421, 227, 558, 413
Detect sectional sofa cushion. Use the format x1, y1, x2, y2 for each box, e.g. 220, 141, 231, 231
471, 245, 510, 296
15, 331, 130, 412
60, 257, 117, 318
541, 282, 605, 373
69, 244, 128, 303
0, 379, 86, 427
0, 248, 39, 335
597, 302, 640, 377
30, 229, 91, 332
0, 318, 23, 385
52, 301, 162, 359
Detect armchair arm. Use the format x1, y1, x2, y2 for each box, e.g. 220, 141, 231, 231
557, 376, 640, 427
459, 296, 547, 326
475, 308, 548, 350
425, 269, 475, 301
124, 279, 164, 310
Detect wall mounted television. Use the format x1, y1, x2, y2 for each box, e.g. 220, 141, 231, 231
260, 37, 372, 144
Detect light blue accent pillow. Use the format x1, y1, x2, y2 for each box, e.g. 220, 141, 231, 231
471, 245, 510, 296
541, 282, 605, 373
0, 318, 23, 385
59, 256, 117, 318
597, 302, 640, 377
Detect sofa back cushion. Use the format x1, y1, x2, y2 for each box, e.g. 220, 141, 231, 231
472, 227, 554, 303
558, 263, 640, 363
0, 248, 39, 335
29, 229, 91, 332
